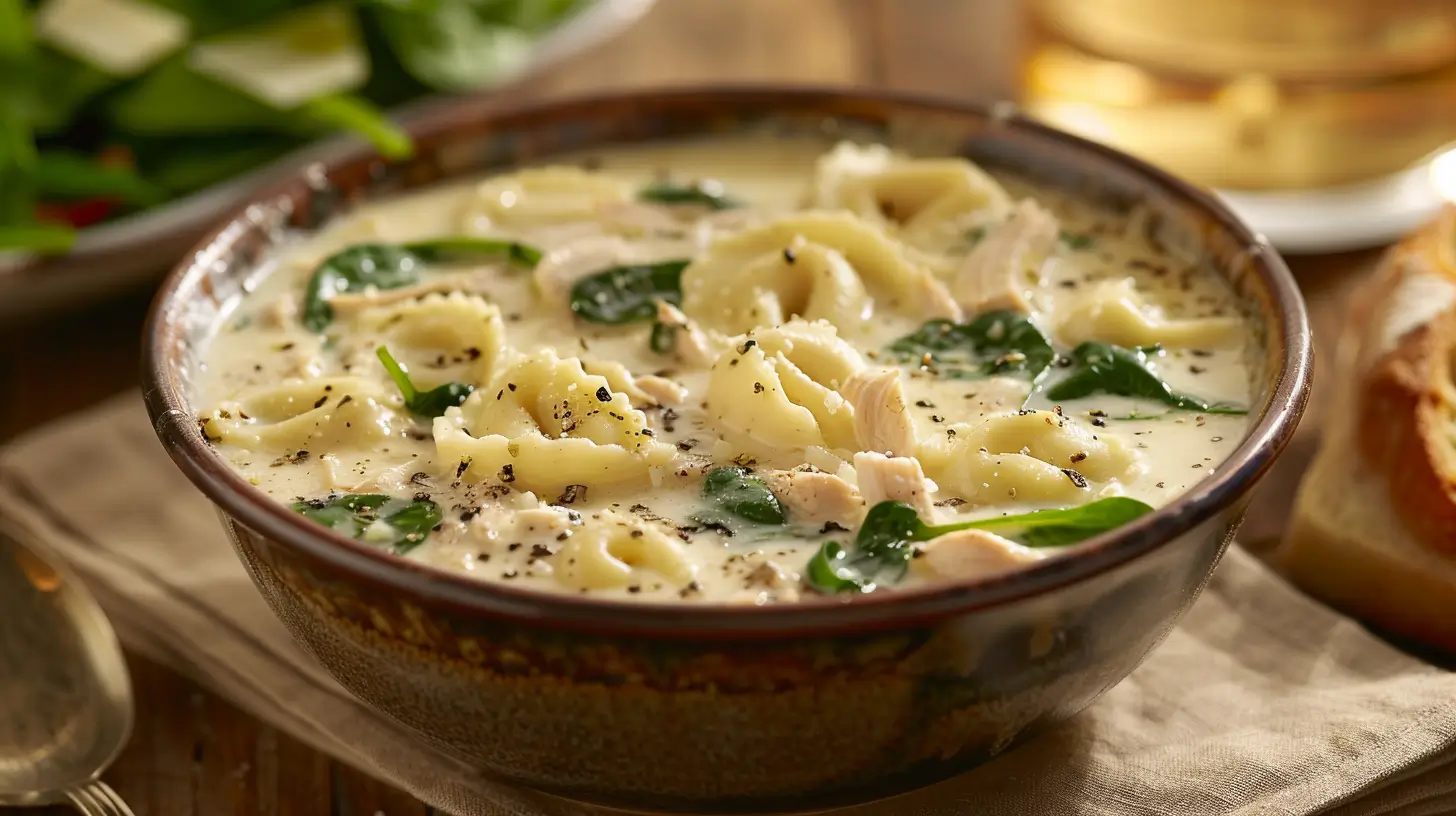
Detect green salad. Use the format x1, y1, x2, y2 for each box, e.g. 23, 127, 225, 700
0, 0, 587, 253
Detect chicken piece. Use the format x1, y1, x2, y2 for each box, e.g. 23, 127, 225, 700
729, 560, 802, 604
654, 300, 732, 369
910, 528, 1044, 581
952, 199, 1059, 314
532, 235, 630, 308
581, 358, 689, 408
760, 467, 866, 527
597, 201, 691, 237
637, 375, 689, 406
328, 274, 481, 318
853, 452, 937, 517
842, 368, 916, 457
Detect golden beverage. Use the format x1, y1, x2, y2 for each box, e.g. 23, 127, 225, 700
1022, 0, 1456, 191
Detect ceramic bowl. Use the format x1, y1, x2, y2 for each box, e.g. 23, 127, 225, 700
142, 87, 1312, 813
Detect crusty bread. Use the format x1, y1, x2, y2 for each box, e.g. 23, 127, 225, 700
1277, 207, 1456, 652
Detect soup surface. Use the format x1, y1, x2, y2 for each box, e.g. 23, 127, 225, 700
197, 137, 1257, 604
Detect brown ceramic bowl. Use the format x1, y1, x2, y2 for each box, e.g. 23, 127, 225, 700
141, 87, 1312, 813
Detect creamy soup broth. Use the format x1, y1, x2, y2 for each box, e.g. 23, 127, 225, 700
197, 136, 1256, 604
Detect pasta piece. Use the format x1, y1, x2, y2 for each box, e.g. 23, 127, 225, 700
460, 166, 629, 230
555, 510, 695, 590
705, 320, 864, 455
203, 377, 398, 450
328, 273, 482, 318
920, 410, 1140, 505
842, 368, 916, 457
853, 452, 937, 517
433, 349, 675, 495
760, 467, 866, 527
679, 211, 959, 334
952, 199, 1060, 314
812, 142, 1012, 251
910, 529, 1045, 581
1057, 278, 1245, 349
349, 292, 505, 388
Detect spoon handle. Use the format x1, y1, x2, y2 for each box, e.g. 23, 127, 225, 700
64, 781, 135, 816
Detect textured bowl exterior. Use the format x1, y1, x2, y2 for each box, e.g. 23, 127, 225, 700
143, 88, 1311, 813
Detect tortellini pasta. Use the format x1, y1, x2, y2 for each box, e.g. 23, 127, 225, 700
1057, 277, 1245, 349
920, 410, 1141, 506
554, 510, 695, 590
812, 141, 1012, 251
460, 166, 629, 230
348, 292, 506, 389
433, 349, 675, 495
680, 211, 959, 334
203, 377, 399, 450
705, 319, 864, 456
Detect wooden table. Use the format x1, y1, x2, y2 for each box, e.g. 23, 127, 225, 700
0, 1, 1380, 812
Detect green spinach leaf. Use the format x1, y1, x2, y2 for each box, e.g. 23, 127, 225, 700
569, 259, 690, 324
1047, 342, 1248, 415
292, 493, 442, 554
302, 244, 423, 332
402, 236, 542, 266
639, 180, 741, 210
303, 237, 538, 331
0, 223, 77, 253
649, 321, 676, 354
34, 151, 167, 206
376, 345, 474, 418
887, 311, 1055, 380
699, 466, 786, 526
368, 0, 546, 92
1059, 230, 1096, 251
805, 496, 1154, 593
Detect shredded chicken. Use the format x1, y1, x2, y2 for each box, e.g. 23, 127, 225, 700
729, 560, 801, 604
581, 358, 688, 408
654, 300, 731, 368
842, 368, 917, 457
852, 452, 938, 517
532, 235, 630, 307
760, 467, 866, 527
258, 294, 299, 329
910, 528, 1045, 580
952, 199, 1059, 314
328, 274, 481, 317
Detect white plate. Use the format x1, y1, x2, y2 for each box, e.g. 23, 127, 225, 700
0, 0, 657, 323
1215, 147, 1456, 255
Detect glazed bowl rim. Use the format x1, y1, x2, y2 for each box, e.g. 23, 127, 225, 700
141, 85, 1312, 636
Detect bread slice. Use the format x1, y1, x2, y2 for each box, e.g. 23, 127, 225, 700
1277, 207, 1456, 652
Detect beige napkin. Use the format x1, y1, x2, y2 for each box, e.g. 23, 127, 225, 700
2, 393, 1454, 816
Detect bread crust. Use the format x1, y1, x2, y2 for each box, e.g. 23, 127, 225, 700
1352, 208, 1456, 555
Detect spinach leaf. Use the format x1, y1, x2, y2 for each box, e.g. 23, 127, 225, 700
302, 237, 538, 331
649, 321, 676, 354
1047, 342, 1248, 415
1059, 230, 1096, 251
569, 259, 690, 324
639, 180, 741, 210
887, 311, 1055, 380
402, 236, 542, 266
805, 497, 1154, 593
0, 223, 77, 253
699, 466, 786, 526
34, 151, 167, 206
302, 244, 423, 332
368, 0, 547, 92
963, 225, 988, 248
292, 493, 442, 554
376, 345, 474, 418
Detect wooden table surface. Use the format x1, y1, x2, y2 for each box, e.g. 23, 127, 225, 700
0, 1, 1382, 813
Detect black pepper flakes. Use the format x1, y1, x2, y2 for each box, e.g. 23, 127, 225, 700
1060, 468, 1089, 488
556, 484, 588, 505
455, 458, 472, 478
753, 382, 765, 394
595, 386, 611, 402
499, 464, 516, 483
782, 247, 797, 264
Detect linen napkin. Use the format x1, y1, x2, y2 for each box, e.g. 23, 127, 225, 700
2, 393, 1454, 816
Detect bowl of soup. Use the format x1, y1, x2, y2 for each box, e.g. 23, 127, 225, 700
142, 87, 1311, 813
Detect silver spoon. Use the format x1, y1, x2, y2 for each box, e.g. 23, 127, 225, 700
0, 518, 135, 815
